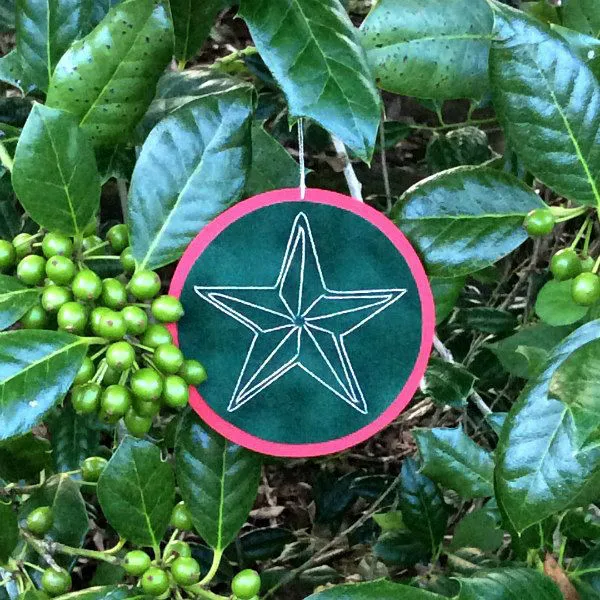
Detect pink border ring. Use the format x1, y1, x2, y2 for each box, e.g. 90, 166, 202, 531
168, 188, 435, 457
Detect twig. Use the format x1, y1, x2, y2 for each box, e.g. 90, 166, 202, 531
379, 116, 392, 214
331, 136, 363, 201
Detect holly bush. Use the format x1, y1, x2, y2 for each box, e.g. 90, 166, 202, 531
2, 0, 600, 599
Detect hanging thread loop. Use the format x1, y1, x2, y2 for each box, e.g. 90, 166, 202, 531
298, 119, 306, 200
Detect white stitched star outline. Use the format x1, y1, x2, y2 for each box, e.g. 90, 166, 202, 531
194, 212, 406, 415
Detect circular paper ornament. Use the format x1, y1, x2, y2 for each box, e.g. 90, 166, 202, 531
169, 188, 434, 457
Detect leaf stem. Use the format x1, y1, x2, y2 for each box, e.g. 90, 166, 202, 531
198, 549, 223, 587
0, 141, 14, 173
103, 537, 127, 555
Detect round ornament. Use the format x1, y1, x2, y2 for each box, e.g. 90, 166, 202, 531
169, 188, 434, 457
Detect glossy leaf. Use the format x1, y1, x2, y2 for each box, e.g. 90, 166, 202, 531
450, 509, 504, 552
430, 276, 464, 324
394, 166, 544, 277
0, 50, 35, 94
97, 437, 175, 547
373, 531, 430, 567
0, 502, 18, 564
414, 427, 494, 499
175, 409, 262, 551
16, 0, 83, 91
238, 528, 296, 562
0, 330, 88, 442
246, 124, 301, 197
496, 320, 600, 532
0, 433, 51, 482
239, 0, 380, 162
456, 568, 562, 600
535, 280, 589, 326
426, 127, 492, 173
305, 581, 445, 600
48, 587, 150, 600
361, 0, 493, 100
0, 275, 41, 331
21, 474, 88, 567
398, 458, 447, 550
46, 0, 174, 146
129, 89, 253, 271
455, 307, 518, 334
553, 25, 600, 79
86, 0, 125, 29
421, 358, 475, 408
490, 4, 600, 206
563, 0, 600, 38
47, 403, 100, 475
171, 0, 221, 63
12, 104, 101, 236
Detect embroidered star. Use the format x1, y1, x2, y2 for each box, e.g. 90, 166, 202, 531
195, 212, 406, 415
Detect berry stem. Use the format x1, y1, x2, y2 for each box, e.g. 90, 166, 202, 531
82, 241, 110, 256
552, 205, 588, 222
583, 220, 594, 256
90, 346, 107, 361
84, 255, 121, 261
593, 256, 600, 274
570, 216, 592, 250
92, 360, 109, 384
118, 369, 130, 386
103, 537, 127, 555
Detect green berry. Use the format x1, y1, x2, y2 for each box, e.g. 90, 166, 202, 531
550, 248, 582, 281
120, 247, 136, 274
73, 356, 95, 385
71, 383, 102, 415
171, 557, 200, 586
106, 224, 129, 253
123, 550, 151, 576
179, 360, 207, 386
26, 506, 53, 536
231, 569, 261, 600
96, 310, 127, 340
124, 408, 153, 438
151, 296, 184, 323
45, 256, 76, 285
20, 303, 48, 329
72, 269, 102, 301
170, 501, 193, 531
582, 256, 596, 272
81, 456, 108, 482
130, 368, 163, 401
571, 272, 600, 306
100, 385, 131, 421
41, 285, 72, 313
101, 278, 128, 310
0, 239, 16, 270
162, 375, 189, 409
153, 343, 184, 374
129, 270, 161, 300
41, 568, 71, 596
134, 395, 161, 417
106, 341, 135, 371
102, 365, 122, 386
90, 306, 111, 334
57, 301, 88, 334
164, 541, 191, 561
122, 305, 148, 335
524, 208, 555, 237
141, 567, 170, 596
42, 233, 73, 258
13, 233, 33, 259
142, 324, 172, 348
17, 255, 46, 286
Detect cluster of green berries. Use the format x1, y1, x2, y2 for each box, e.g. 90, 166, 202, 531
0, 225, 206, 436
525, 208, 600, 307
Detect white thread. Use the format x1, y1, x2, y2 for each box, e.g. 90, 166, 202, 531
298, 119, 306, 199
195, 212, 406, 415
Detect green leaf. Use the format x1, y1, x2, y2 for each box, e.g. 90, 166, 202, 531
450, 509, 504, 552
48, 587, 150, 600
0, 50, 36, 94
170, 0, 221, 63
305, 581, 446, 600
394, 166, 544, 277
430, 276, 465, 324
0, 330, 88, 442
414, 427, 494, 499
0, 502, 18, 564
486, 412, 507, 436
372, 511, 405, 532
47, 403, 100, 475
12, 104, 101, 236
0, 275, 41, 331
46, 0, 174, 146
552, 25, 600, 79
97, 437, 175, 548
496, 320, 600, 533
373, 531, 430, 567
455, 307, 518, 334
490, 3, 600, 207
245, 124, 301, 197
361, 0, 493, 100
129, 89, 253, 271
535, 279, 589, 326
15, 0, 84, 91
239, 0, 380, 162
398, 457, 447, 550
421, 358, 475, 408
563, 0, 600, 38
175, 409, 262, 552
562, 507, 600, 541
237, 528, 296, 562
21, 474, 89, 568
426, 127, 492, 173
85, 0, 125, 29
456, 568, 562, 600
0, 433, 51, 482
0, 0, 15, 31
488, 323, 575, 378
